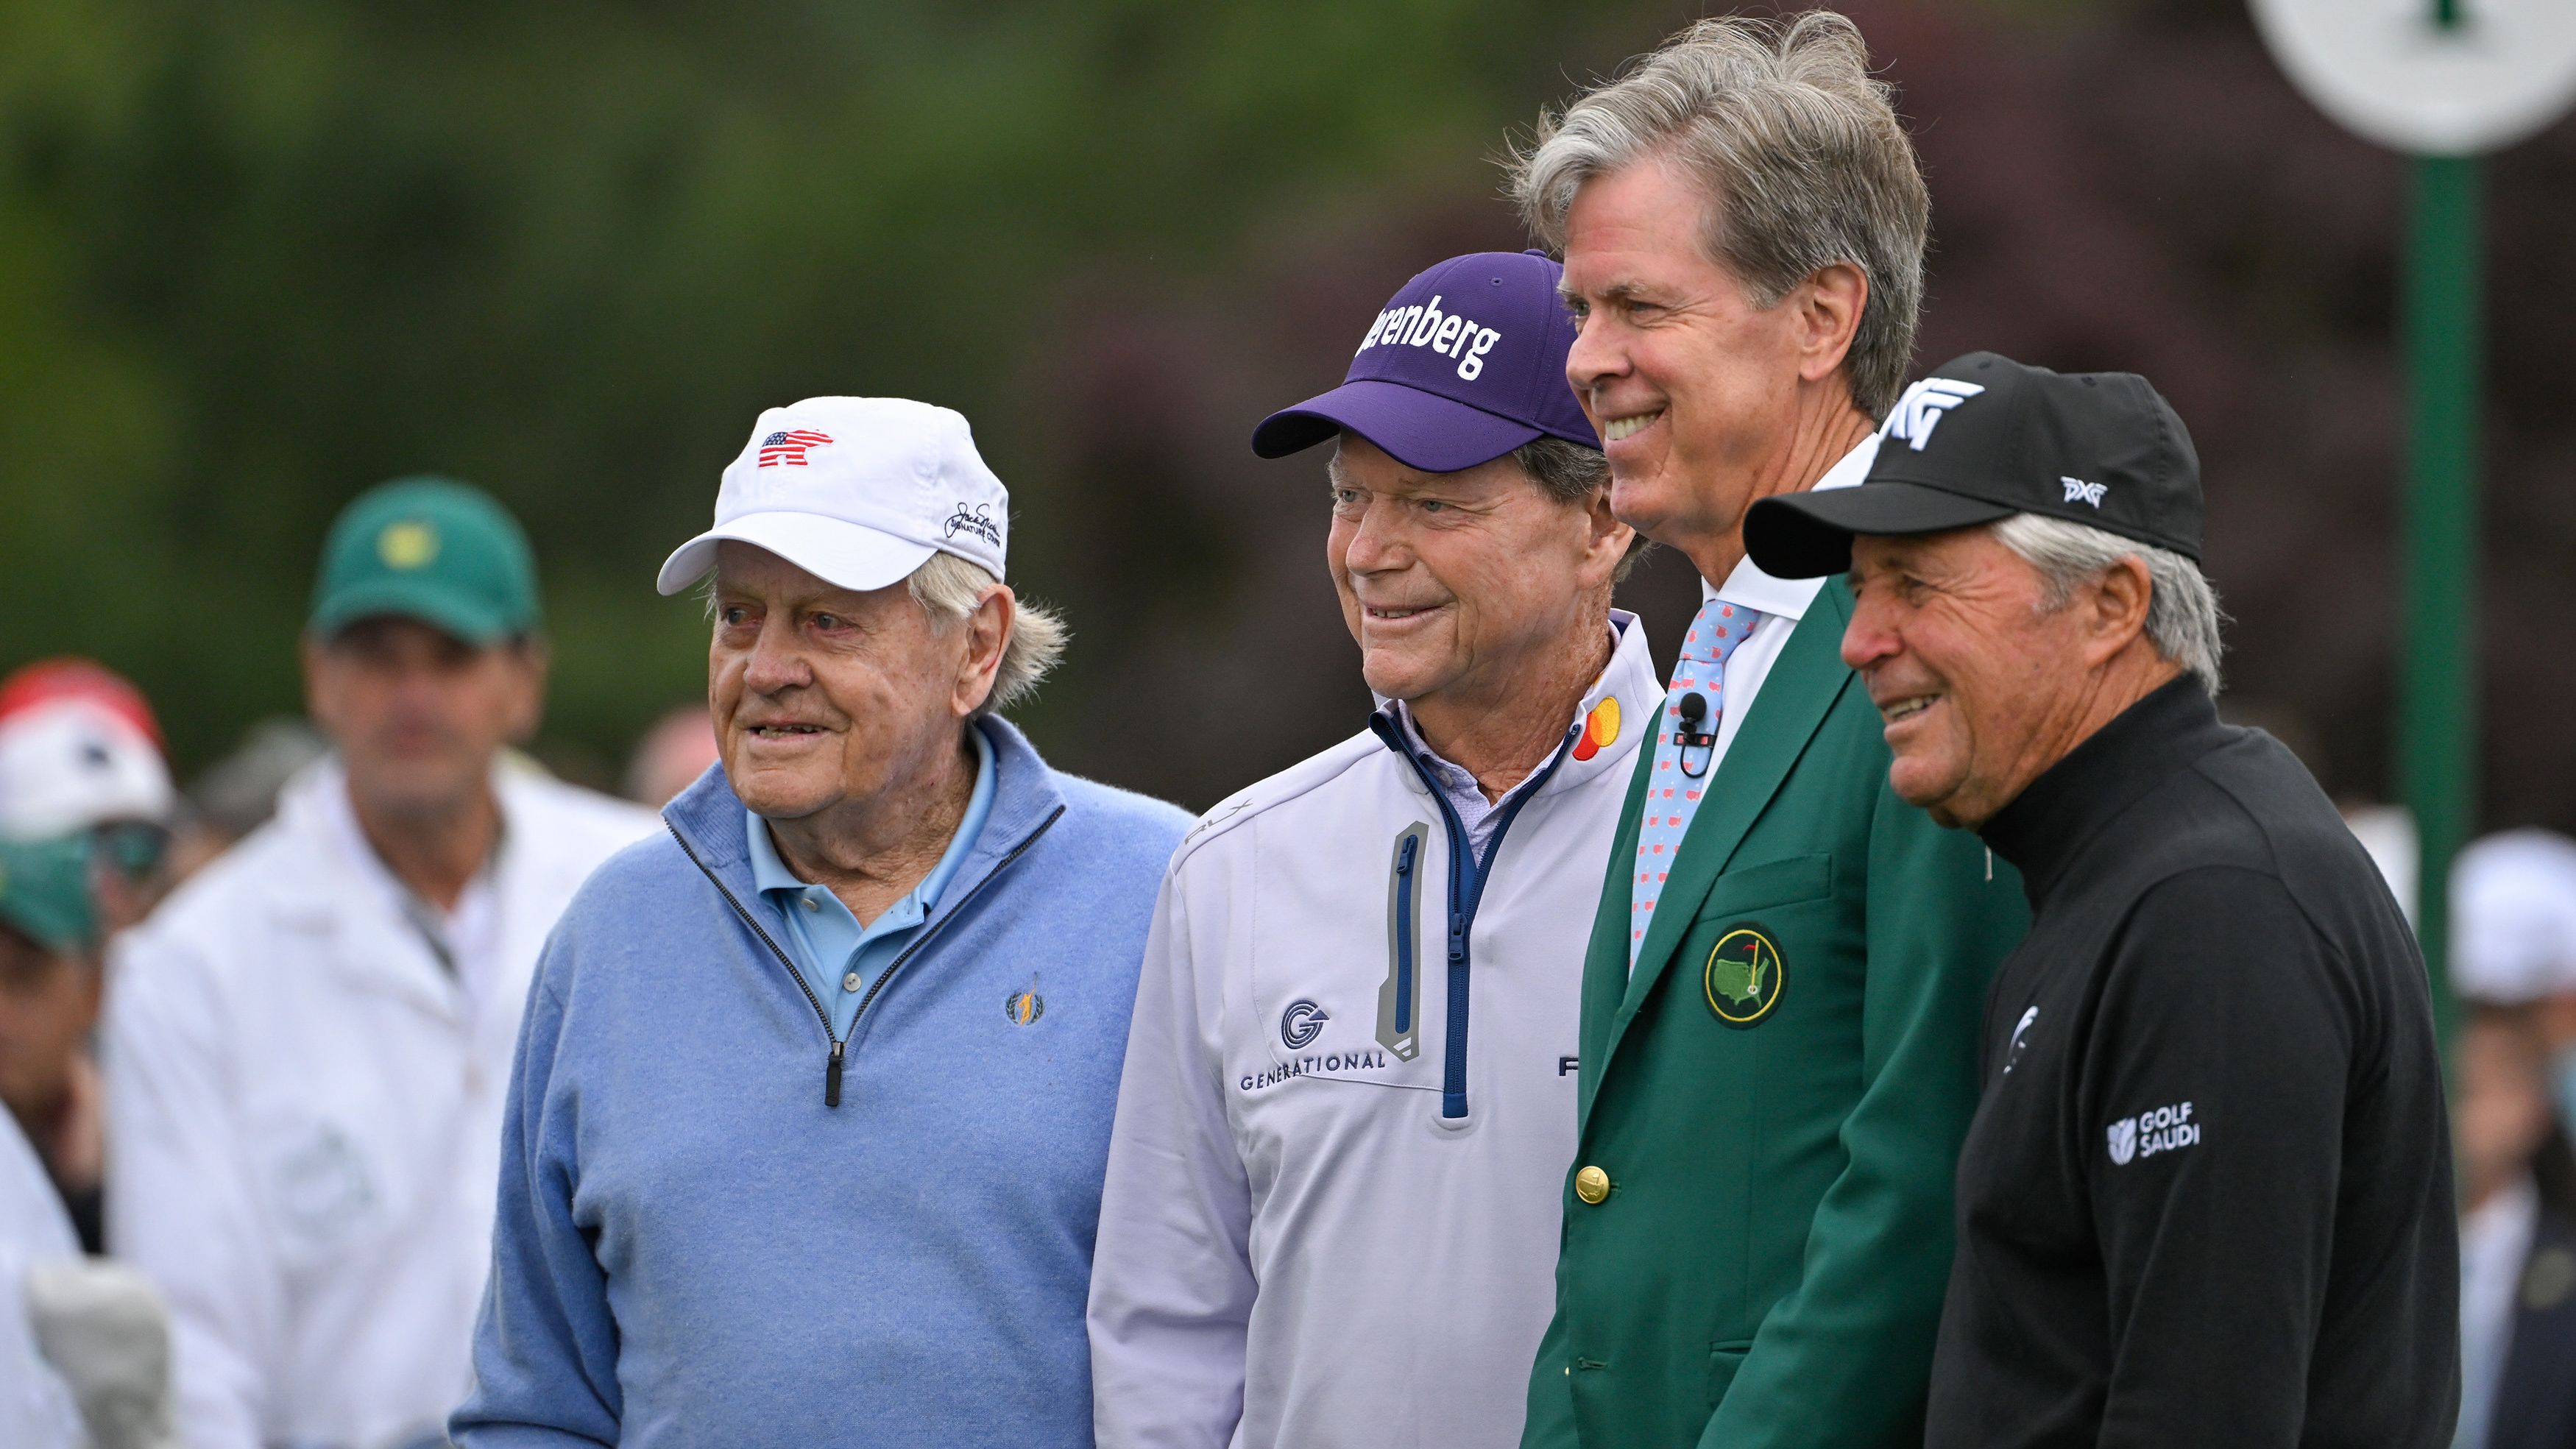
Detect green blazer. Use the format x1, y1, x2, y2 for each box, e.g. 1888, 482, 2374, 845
1522, 581, 2027, 1449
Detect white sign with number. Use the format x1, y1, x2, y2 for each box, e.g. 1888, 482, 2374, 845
2251, 0, 2576, 156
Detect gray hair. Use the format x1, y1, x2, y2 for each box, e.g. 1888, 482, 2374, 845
1509, 11, 1930, 419
1509, 436, 1649, 584
1991, 513, 2226, 695
907, 551, 1066, 717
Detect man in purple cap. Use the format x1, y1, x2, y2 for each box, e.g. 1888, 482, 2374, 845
1086, 251, 1661, 1449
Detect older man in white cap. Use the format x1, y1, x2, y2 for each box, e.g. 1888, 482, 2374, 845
453, 397, 1191, 1449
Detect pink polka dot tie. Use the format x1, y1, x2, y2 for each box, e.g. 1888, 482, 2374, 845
1630, 598, 1763, 966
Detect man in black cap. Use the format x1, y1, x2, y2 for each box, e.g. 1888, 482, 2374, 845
1745, 351, 2460, 1448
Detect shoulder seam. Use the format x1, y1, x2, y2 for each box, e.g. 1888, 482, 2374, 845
1170, 733, 1386, 870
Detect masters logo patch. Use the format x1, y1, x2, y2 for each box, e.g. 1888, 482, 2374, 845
1702, 924, 1785, 1028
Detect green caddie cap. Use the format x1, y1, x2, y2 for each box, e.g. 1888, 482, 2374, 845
309, 478, 542, 645
0, 833, 95, 957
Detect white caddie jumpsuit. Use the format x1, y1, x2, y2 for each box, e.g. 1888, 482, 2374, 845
104, 758, 655, 1449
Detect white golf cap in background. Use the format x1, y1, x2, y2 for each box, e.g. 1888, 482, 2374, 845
0, 699, 174, 839
656, 397, 1010, 597
2450, 829, 2576, 1005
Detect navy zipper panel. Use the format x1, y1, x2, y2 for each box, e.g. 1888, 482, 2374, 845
1393, 834, 1418, 1035
1368, 714, 1583, 1118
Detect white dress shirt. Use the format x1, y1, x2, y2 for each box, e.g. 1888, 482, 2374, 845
1694, 430, 1878, 779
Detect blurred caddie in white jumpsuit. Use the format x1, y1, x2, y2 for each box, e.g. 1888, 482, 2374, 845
105, 479, 654, 1449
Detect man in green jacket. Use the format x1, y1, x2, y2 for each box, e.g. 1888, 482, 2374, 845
1510, 13, 2028, 1447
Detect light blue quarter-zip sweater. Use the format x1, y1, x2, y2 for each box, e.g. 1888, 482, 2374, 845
453, 718, 1189, 1448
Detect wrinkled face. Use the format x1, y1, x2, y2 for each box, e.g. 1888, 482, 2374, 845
1326, 435, 1617, 709
305, 617, 545, 821
709, 542, 984, 822
1560, 157, 1811, 548
1842, 529, 2094, 829
0, 927, 96, 1122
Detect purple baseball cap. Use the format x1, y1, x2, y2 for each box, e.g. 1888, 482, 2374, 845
1252, 249, 1600, 473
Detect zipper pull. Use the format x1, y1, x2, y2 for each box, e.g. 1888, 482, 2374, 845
826, 1039, 845, 1108
1397, 836, 1417, 874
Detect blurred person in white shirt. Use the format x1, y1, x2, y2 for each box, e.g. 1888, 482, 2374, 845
105, 478, 654, 1449
2452, 1002, 2576, 1449
0, 657, 181, 1252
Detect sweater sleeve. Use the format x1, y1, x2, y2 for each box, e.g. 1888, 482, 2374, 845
449, 960, 622, 1449
1697, 782, 2027, 1449
1086, 876, 1257, 1449
2081, 866, 2351, 1448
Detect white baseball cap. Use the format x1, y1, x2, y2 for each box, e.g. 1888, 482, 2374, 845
2451, 829, 2576, 1003
0, 699, 174, 838
656, 397, 1009, 597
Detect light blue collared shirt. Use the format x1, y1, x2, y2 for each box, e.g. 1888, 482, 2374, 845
746, 726, 996, 1041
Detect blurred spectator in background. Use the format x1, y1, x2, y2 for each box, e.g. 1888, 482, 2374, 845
169, 720, 330, 882
2455, 831, 2576, 1128
0, 660, 180, 938
103, 478, 655, 1449
0, 831, 107, 1258
0, 832, 103, 1449
2452, 1004, 2576, 1449
0, 659, 181, 1252
623, 704, 717, 807
0, 832, 176, 1449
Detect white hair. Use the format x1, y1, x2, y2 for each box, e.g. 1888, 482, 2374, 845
1990, 513, 2226, 695
907, 551, 1066, 717
1508, 11, 1929, 419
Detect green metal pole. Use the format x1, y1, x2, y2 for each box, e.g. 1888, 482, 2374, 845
2400, 152, 2479, 1049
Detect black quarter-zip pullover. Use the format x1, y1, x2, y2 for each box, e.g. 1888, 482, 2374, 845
1925, 676, 2459, 1448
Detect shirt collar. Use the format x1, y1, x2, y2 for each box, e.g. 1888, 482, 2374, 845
1704, 431, 1880, 620
746, 725, 997, 914
1384, 613, 1632, 782
1975, 673, 2228, 909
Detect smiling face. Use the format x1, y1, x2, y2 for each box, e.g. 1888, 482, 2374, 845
1559, 156, 1858, 562
1841, 528, 2123, 829
1326, 434, 1625, 716
707, 542, 994, 823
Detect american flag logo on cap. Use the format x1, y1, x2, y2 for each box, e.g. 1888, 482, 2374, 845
758, 429, 833, 467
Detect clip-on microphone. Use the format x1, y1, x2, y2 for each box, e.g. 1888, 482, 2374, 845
1675, 692, 1716, 779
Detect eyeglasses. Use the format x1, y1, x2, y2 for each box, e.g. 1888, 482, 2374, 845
90, 819, 170, 884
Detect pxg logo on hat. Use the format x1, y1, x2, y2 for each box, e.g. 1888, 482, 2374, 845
657, 397, 1009, 598
1743, 351, 2205, 580
1250, 250, 1599, 475
311, 478, 542, 646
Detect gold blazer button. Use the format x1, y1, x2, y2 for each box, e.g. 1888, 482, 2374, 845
1574, 1166, 1611, 1205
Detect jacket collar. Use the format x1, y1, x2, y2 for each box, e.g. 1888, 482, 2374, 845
1609, 581, 1861, 1041
662, 715, 1069, 932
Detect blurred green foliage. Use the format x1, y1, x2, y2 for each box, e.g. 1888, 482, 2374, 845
0, 0, 1641, 783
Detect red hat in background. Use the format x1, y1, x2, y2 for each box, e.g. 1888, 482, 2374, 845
0, 658, 174, 837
